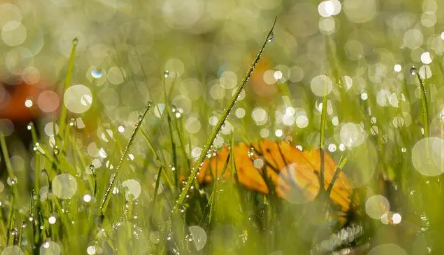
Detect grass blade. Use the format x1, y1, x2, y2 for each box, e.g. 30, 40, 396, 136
174, 16, 278, 212
58, 38, 79, 142
319, 86, 328, 195
411, 66, 429, 137
99, 101, 152, 216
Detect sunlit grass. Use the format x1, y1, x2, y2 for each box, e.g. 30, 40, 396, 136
1, 2, 444, 255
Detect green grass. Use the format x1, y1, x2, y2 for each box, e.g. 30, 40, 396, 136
1, 4, 444, 255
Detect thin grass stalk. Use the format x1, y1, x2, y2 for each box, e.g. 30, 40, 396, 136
163, 77, 179, 185
412, 67, 429, 137
6, 196, 15, 246
58, 38, 78, 141
319, 88, 328, 195
0, 136, 17, 196
151, 166, 164, 211
174, 17, 277, 211
326, 157, 348, 196
99, 102, 152, 216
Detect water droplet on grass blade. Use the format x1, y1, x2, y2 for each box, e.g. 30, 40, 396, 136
87, 246, 96, 255
267, 31, 274, 42
48, 216, 56, 224
410, 66, 418, 75
164, 70, 170, 78
7, 176, 17, 186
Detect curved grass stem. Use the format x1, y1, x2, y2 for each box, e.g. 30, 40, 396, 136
173, 16, 278, 212
414, 70, 429, 137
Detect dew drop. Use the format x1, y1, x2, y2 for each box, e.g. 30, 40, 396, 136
248, 147, 255, 158
72, 37, 79, 45
83, 194, 92, 203
267, 32, 275, 42
7, 176, 17, 186
91, 68, 103, 79
410, 66, 418, 75
48, 216, 56, 224
86, 246, 96, 255
164, 70, 170, 78
328, 143, 337, 152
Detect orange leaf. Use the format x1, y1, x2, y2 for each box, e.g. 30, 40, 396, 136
197, 139, 357, 213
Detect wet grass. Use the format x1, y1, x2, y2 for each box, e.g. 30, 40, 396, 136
1, 14, 444, 255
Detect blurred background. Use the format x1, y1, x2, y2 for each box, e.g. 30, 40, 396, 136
1, 0, 444, 254
0, 0, 442, 141
1, 0, 443, 176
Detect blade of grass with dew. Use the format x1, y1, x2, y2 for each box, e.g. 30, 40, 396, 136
28, 123, 41, 192
58, 38, 78, 142
151, 166, 164, 213
326, 157, 348, 196
99, 101, 152, 216
319, 86, 328, 197
174, 16, 277, 211
6, 196, 15, 246
18, 220, 25, 249
173, 111, 192, 172
412, 67, 429, 138
172, 110, 202, 195
140, 130, 175, 192
1, 136, 18, 198
163, 76, 179, 185
28, 122, 43, 246
207, 152, 231, 224
0, 203, 6, 245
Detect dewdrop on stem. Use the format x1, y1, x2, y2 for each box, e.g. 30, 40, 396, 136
267, 31, 275, 42
164, 70, 170, 78
410, 66, 418, 75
